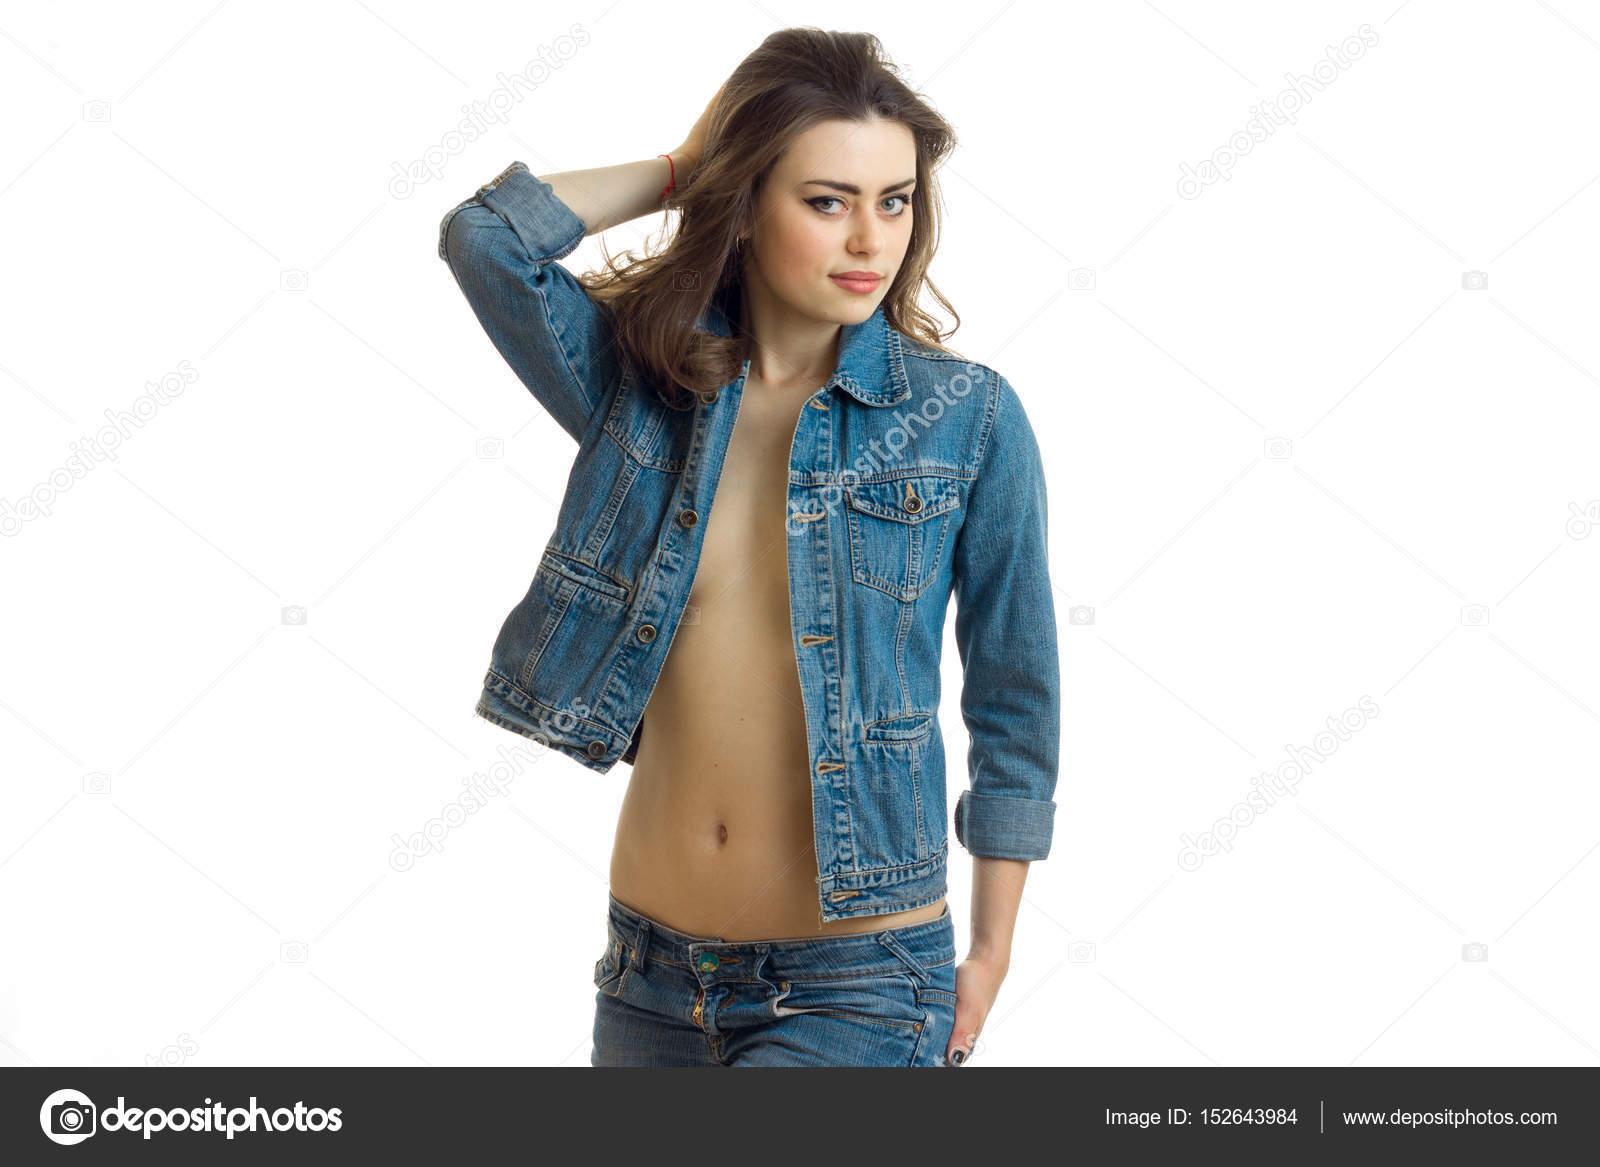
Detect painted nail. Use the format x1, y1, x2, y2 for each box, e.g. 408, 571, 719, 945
948, 1047, 966, 1066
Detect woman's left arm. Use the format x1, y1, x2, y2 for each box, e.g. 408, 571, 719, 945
945, 369, 1059, 1065
947, 856, 1028, 1064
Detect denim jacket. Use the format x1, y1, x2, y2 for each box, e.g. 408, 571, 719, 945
438, 161, 1060, 922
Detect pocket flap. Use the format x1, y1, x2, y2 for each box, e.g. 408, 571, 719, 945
843, 476, 961, 524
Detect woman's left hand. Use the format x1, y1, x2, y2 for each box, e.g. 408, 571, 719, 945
945, 951, 1008, 1065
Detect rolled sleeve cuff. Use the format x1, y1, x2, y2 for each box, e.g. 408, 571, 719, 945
954, 791, 1056, 860
477, 162, 588, 266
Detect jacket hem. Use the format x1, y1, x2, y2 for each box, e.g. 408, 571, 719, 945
815, 846, 949, 922
475, 668, 627, 774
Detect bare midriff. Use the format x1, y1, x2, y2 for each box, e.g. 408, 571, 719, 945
607, 376, 945, 940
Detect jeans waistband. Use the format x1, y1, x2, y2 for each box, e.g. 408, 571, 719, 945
605, 892, 956, 984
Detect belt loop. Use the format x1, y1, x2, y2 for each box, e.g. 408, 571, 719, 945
627, 915, 651, 972
877, 930, 930, 983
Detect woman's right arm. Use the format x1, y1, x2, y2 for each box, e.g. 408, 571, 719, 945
435, 151, 698, 442
543, 151, 697, 235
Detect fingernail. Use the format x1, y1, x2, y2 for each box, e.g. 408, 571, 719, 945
948, 1048, 965, 1066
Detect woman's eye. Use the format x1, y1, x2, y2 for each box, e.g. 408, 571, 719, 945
808, 195, 911, 216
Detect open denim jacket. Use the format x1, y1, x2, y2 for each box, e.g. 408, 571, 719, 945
438, 161, 1060, 922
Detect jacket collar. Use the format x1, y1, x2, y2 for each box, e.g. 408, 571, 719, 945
702, 299, 910, 407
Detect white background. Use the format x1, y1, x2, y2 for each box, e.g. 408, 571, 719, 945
3, 0, 1598, 1068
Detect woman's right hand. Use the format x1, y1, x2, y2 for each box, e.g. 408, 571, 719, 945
673, 82, 726, 175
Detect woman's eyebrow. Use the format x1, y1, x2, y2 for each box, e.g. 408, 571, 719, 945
799, 178, 917, 195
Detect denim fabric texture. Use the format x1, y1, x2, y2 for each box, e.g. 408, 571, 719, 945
591, 893, 959, 1067
439, 161, 1061, 923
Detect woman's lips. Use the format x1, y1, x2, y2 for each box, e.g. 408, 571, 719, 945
829, 274, 882, 294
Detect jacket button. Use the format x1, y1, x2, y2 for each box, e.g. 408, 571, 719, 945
699, 391, 719, 405
903, 494, 923, 513
637, 624, 656, 642
678, 508, 698, 527
586, 740, 606, 758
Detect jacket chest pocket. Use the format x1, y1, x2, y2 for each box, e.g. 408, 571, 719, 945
843, 475, 962, 602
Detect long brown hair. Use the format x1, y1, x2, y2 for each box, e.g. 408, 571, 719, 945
577, 28, 962, 408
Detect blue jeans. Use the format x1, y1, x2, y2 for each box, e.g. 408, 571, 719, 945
591, 892, 959, 1067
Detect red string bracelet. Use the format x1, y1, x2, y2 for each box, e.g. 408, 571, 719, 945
658, 152, 676, 200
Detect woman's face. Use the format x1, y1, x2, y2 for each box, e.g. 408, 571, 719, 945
743, 117, 918, 327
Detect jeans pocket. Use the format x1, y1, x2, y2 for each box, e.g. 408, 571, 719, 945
593, 932, 625, 995
876, 933, 959, 1067
767, 969, 923, 1026
758, 969, 929, 1067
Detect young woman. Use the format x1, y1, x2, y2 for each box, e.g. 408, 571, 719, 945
438, 28, 1060, 1067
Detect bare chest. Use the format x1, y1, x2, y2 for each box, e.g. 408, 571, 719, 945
687, 381, 817, 604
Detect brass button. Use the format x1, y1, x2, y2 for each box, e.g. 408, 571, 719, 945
586, 739, 606, 758
637, 624, 656, 642
678, 508, 698, 527
699, 390, 719, 405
